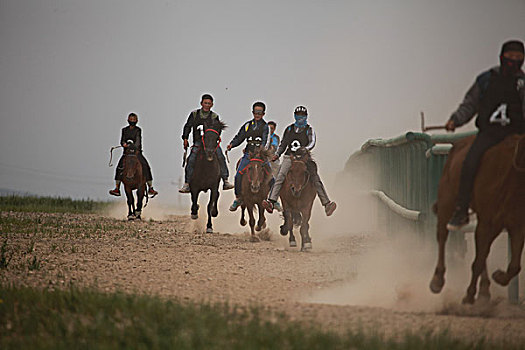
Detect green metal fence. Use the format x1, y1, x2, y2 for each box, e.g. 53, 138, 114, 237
342, 129, 520, 303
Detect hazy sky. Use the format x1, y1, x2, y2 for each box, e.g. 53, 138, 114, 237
1, 0, 524, 200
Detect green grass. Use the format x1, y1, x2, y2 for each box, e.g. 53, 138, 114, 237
0, 195, 112, 214
0, 285, 516, 350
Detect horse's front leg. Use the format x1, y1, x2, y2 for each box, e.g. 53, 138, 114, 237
125, 187, 135, 220
247, 204, 258, 242
190, 189, 200, 220
463, 221, 499, 304
240, 205, 247, 226
492, 225, 525, 287
255, 202, 266, 231
135, 186, 145, 220
300, 206, 312, 251
430, 219, 450, 294
206, 187, 219, 233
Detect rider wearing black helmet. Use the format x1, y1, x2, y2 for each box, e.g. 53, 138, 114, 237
262, 106, 336, 216
109, 112, 158, 197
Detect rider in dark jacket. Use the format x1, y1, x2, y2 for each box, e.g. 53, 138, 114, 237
226, 101, 271, 211
446, 39, 525, 230
109, 112, 158, 197
262, 106, 336, 216
179, 94, 233, 193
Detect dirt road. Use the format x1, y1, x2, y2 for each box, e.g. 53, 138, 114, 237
3, 209, 525, 343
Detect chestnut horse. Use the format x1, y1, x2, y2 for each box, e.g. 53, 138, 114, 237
430, 133, 525, 304
238, 148, 273, 241
279, 147, 316, 251
189, 120, 226, 233
122, 141, 147, 220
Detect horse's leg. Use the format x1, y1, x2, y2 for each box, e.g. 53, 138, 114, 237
430, 216, 451, 294
135, 186, 144, 220
247, 204, 258, 242
281, 210, 296, 247
300, 207, 313, 251
463, 221, 499, 304
206, 187, 219, 233
478, 264, 491, 302
125, 187, 134, 220
240, 205, 247, 226
255, 202, 266, 231
492, 225, 525, 286
191, 189, 199, 220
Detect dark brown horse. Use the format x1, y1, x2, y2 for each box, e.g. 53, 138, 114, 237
280, 147, 317, 251
122, 141, 147, 220
430, 134, 525, 304
189, 120, 226, 233
238, 148, 273, 241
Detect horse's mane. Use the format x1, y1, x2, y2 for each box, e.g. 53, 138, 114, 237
206, 120, 227, 133
250, 147, 272, 162
292, 147, 311, 161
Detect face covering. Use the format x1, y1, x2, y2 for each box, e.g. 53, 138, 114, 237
294, 115, 307, 128
128, 121, 137, 126
500, 55, 524, 76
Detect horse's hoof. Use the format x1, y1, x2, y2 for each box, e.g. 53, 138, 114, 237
301, 242, 312, 251
289, 240, 297, 248
280, 225, 288, 236
127, 215, 135, 221
429, 275, 445, 294
477, 292, 491, 303
255, 225, 261, 232
206, 227, 213, 234
136, 216, 141, 220
211, 209, 218, 217
240, 219, 247, 226
462, 294, 475, 305
191, 214, 198, 220
492, 269, 509, 286
250, 235, 260, 242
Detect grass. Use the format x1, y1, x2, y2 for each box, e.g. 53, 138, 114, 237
0, 195, 112, 214
0, 285, 518, 350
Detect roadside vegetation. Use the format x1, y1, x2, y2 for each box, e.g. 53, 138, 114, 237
0, 195, 112, 214
0, 285, 515, 350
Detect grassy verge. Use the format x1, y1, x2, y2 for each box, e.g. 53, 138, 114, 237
0, 285, 513, 350
0, 195, 112, 214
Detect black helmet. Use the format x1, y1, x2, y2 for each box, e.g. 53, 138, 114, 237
294, 106, 307, 115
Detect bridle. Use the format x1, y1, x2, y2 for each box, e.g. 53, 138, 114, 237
288, 160, 310, 195
240, 158, 270, 182
201, 128, 221, 153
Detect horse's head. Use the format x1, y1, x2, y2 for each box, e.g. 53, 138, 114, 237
245, 148, 271, 193
201, 120, 227, 162
287, 148, 311, 198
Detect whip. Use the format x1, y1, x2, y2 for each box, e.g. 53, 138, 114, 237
108, 145, 122, 167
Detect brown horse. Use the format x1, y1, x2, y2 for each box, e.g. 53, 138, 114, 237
189, 120, 226, 233
430, 133, 525, 304
122, 141, 147, 220
279, 147, 317, 251
238, 148, 273, 241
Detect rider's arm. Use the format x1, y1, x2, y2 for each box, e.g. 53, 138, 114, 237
305, 126, 316, 151
449, 77, 482, 128
182, 112, 194, 141
229, 122, 248, 149
261, 124, 269, 148
135, 128, 142, 150
275, 127, 290, 157
120, 127, 127, 147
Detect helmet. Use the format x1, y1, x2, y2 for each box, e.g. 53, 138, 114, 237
294, 106, 307, 115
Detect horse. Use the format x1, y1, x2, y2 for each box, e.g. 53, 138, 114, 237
238, 147, 273, 241
121, 140, 148, 220
279, 147, 317, 251
430, 133, 525, 304
189, 120, 227, 233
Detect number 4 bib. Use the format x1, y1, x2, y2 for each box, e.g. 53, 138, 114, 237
489, 103, 511, 126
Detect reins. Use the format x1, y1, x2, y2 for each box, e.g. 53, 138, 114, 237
201, 128, 221, 153
512, 137, 525, 172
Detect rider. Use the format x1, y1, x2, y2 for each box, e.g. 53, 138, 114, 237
267, 121, 281, 177
446, 39, 525, 230
227, 101, 272, 211
262, 106, 337, 216
179, 94, 234, 193
109, 112, 158, 197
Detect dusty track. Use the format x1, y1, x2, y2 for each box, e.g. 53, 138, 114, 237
2, 210, 525, 343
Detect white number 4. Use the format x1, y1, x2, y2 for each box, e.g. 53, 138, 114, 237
489, 103, 510, 126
